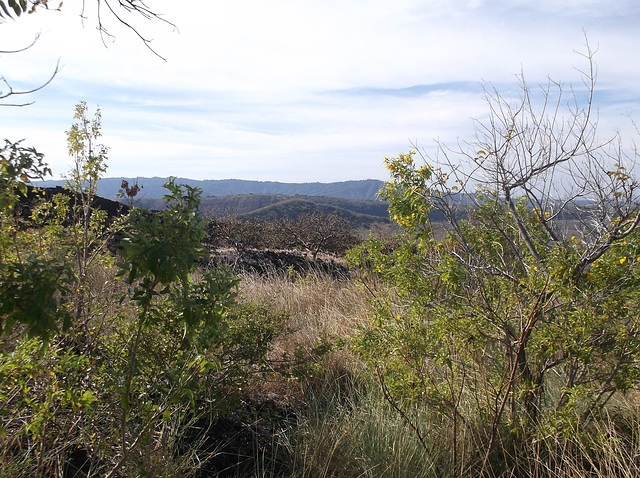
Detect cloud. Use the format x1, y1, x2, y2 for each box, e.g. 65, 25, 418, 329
1, 1, 639, 182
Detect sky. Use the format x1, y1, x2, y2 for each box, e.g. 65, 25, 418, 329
1, 0, 640, 183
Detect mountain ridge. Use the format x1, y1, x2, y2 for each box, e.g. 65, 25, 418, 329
132, 193, 390, 229
34, 177, 385, 201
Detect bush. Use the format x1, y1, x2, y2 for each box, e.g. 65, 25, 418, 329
0, 104, 296, 477
347, 46, 640, 475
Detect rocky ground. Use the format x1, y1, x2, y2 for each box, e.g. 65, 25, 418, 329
207, 248, 351, 280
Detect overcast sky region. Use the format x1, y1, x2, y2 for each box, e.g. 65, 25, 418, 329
1, 0, 640, 182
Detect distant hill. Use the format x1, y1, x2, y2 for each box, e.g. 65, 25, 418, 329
34, 178, 385, 201
239, 199, 386, 229
134, 193, 390, 229
200, 194, 389, 217
225, 196, 387, 228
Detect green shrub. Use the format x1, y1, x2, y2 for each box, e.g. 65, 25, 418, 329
347, 49, 640, 475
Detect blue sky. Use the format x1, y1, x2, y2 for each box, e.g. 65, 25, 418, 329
1, 0, 640, 182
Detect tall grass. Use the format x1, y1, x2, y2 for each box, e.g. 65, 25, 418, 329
237, 270, 452, 477
238, 269, 370, 361
287, 375, 444, 478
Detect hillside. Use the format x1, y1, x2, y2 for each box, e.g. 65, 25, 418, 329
237, 198, 386, 228
135, 193, 390, 228
199, 194, 388, 217
34, 178, 385, 201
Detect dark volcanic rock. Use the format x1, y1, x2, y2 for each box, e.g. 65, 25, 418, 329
178, 397, 296, 477
16, 185, 130, 227
11, 186, 130, 254
209, 249, 350, 279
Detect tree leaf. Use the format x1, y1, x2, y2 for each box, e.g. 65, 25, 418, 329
0, 1, 12, 18
9, 0, 22, 16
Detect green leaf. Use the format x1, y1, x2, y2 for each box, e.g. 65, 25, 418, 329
80, 390, 97, 407
8, 0, 22, 16
0, 2, 12, 18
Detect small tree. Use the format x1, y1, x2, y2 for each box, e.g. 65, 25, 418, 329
109, 178, 239, 477
347, 43, 640, 475
65, 103, 108, 262
281, 212, 358, 261
117, 179, 142, 206
206, 216, 267, 253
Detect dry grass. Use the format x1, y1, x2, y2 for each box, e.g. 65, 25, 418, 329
235, 271, 447, 477
236, 269, 373, 425
237, 270, 371, 355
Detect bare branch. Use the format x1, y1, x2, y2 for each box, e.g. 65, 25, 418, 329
96, 0, 177, 62
0, 32, 60, 106
0, 32, 41, 54
1, 1, 175, 105
417, 38, 640, 282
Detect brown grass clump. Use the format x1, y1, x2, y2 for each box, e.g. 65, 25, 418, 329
236, 269, 372, 408
238, 270, 371, 354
